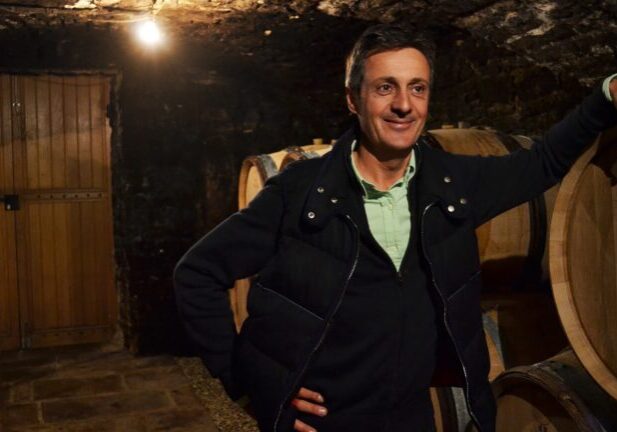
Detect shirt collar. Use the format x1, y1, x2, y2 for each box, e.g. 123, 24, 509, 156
350, 139, 417, 198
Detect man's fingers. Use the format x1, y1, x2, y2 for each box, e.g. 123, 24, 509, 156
294, 419, 317, 432
297, 387, 324, 403
292, 397, 328, 416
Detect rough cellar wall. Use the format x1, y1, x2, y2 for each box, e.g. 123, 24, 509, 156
0, 8, 601, 353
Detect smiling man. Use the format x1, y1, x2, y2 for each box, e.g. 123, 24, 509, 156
174, 25, 617, 432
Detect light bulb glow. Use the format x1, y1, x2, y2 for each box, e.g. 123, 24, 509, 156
136, 20, 163, 46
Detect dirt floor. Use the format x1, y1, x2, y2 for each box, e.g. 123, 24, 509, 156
0, 345, 256, 431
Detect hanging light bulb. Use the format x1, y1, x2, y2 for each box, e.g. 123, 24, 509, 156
136, 19, 163, 46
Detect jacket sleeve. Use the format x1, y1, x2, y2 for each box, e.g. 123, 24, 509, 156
468, 85, 617, 227
173, 174, 285, 399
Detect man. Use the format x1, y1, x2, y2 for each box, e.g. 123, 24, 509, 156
175, 24, 617, 432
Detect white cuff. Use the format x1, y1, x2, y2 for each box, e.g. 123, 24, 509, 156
603, 73, 617, 102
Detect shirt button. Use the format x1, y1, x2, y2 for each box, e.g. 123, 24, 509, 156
330, 197, 338, 204
459, 197, 468, 205
317, 186, 325, 193
307, 211, 316, 219
447, 205, 455, 213
444, 176, 452, 183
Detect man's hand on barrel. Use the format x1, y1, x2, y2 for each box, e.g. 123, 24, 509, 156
610, 76, 617, 110
292, 386, 327, 432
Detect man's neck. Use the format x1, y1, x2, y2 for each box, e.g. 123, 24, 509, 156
353, 141, 412, 191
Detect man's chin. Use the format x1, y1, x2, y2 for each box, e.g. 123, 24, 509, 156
376, 141, 416, 158
384, 136, 418, 151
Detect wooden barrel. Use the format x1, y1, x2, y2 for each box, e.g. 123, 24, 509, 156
488, 349, 617, 432
549, 127, 617, 400
237, 149, 291, 210
480, 292, 568, 376
237, 140, 335, 211
427, 128, 559, 291
279, 144, 333, 171
432, 386, 471, 432
231, 141, 333, 330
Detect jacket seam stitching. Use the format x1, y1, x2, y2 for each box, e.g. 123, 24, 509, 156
446, 269, 482, 301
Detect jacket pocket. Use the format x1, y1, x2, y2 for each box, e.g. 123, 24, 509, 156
241, 282, 325, 372
257, 283, 325, 321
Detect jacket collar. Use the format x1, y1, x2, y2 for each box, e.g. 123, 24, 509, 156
300, 125, 359, 229
416, 132, 471, 221
301, 126, 470, 229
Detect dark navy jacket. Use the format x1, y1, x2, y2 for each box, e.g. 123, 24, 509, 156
174, 86, 616, 432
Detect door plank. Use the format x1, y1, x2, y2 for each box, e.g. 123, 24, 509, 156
52, 202, 71, 328
90, 78, 105, 189
0, 74, 20, 350
23, 76, 40, 190
50, 76, 66, 189
65, 76, 80, 187
77, 76, 93, 188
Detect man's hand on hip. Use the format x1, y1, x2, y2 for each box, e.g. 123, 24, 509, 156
292, 387, 327, 432
611, 77, 617, 110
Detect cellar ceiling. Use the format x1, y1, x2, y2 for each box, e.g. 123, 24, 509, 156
0, 0, 615, 86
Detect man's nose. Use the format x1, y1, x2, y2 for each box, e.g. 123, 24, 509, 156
391, 90, 412, 116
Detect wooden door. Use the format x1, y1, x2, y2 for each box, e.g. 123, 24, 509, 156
0, 73, 116, 350
0, 75, 21, 350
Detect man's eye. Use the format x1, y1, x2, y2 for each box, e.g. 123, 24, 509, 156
376, 84, 393, 94
411, 84, 427, 94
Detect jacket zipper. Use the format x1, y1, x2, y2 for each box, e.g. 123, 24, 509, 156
420, 202, 482, 431
272, 214, 361, 431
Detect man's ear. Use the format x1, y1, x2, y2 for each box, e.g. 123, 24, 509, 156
346, 87, 358, 115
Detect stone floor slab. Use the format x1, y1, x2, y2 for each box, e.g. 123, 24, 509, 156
33, 375, 122, 400
4, 425, 54, 432
1, 402, 41, 427
0, 387, 10, 405
124, 367, 187, 391
42, 391, 171, 423
140, 408, 219, 431
0, 365, 56, 384
10, 381, 33, 403
9, 409, 218, 432
1, 347, 223, 431
51, 354, 177, 379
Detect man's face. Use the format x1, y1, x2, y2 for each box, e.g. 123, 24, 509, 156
347, 48, 431, 154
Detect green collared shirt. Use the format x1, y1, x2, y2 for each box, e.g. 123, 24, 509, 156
350, 140, 417, 270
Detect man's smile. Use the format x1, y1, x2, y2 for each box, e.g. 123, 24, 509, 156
383, 118, 416, 130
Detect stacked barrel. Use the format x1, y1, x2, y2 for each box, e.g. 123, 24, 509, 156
230, 127, 617, 431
